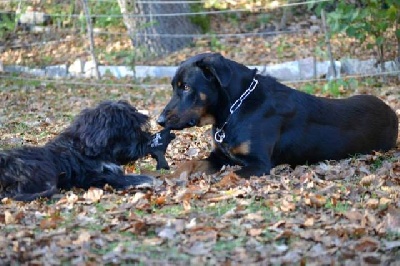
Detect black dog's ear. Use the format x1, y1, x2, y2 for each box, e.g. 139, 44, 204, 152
196, 53, 232, 87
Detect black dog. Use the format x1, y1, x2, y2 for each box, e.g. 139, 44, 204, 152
0, 100, 175, 201
158, 53, 398, 178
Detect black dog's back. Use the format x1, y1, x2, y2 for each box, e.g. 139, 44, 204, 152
273, 86, 398, 167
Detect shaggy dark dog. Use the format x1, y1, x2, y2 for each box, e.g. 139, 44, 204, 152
158, 53, 398, 178
0, 100, 175, 201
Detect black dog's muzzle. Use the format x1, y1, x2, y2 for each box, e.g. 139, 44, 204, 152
157, 114, 167, 127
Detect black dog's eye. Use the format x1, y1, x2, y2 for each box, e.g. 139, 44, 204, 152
183, 84, 190, 91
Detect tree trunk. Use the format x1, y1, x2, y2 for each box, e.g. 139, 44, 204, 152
117, 0, 200, 59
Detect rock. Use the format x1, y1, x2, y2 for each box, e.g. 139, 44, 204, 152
83, 60, 97, 78
134, 66, 177, 79
98, 66, 133, 78
341, 58, 400, 76
383, 60, 400, 76
4, 65, 46, 77
45, 64, 68, 78
341, 58, 378, 75
68, 58, 85, 76
18, 11, 51, 25
309, 25, 320, 33
260, 60, 301, 81
257, 57, 340, 81
326, 61, 342, 80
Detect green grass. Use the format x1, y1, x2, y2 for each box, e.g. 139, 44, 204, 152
213, 238, 243, 252
324, 200, 350, 213
157, 204, 185, 216
202, 200, 237, 216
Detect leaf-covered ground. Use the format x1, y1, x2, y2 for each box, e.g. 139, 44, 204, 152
0, 77, 399, 265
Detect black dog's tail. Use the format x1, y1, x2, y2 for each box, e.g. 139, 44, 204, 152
12, 186, 59, 202
0, 152, 59, 201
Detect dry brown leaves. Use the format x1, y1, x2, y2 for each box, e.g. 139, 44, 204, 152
0, 78, 400, 264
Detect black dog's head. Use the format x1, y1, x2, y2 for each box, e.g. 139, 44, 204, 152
64, 100, 150, 164
157, 53, 243, 130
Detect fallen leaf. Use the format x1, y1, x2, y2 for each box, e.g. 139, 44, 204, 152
154, 195, 166, 205
40, 216, 63, 230
4, 211, 15, 224
343, 210, 363, 222
215, 172, 241, 189
143, 237, 164, 246
83, 187, 103, 203
304, 217, 314, 227
366, 198, 379, 209
354, 237, 380, 252
280, 199, 296, 212
73, 231, 91, 245
248, 228, 263, 237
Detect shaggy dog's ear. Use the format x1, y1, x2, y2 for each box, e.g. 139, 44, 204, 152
73, 108, 111, 157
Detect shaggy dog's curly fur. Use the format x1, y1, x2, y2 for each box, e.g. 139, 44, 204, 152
0, 100, 174, 201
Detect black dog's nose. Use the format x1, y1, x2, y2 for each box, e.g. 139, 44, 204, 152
188, 119, 197, 127
157, 114, 166, 127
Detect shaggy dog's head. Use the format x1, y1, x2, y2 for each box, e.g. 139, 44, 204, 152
63, 100, 151, 164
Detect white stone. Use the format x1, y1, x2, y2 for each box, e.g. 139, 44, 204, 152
68, 58, 85, 76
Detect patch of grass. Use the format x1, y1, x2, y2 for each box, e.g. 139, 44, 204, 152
369, 154, 398, 172
213, 238, 243, 252
189, 3, 211, 32
300, 83, 319, 95
276, 39, 294, 59
202, 200, 237, 216
323, 78, 359, 96
134, 245, 191, 262
324, 200, 350, 213
262, 229, 277, 241
248, 199, 279, 221
119, 231, 138, 240
102, 50, 137, 67
156, 204, 185, 216
385, 230, 400, 241
91, 241, 120, 256
8, 122, 29, 133
371, 157, 385, 171
210, 33, 226, 51
0, 142, 22, 149
95, 202, 107, 213
2, 225, 18, 234
86, 223, 104, 232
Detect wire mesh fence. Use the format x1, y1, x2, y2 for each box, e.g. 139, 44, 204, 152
0, 0, 399, 88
